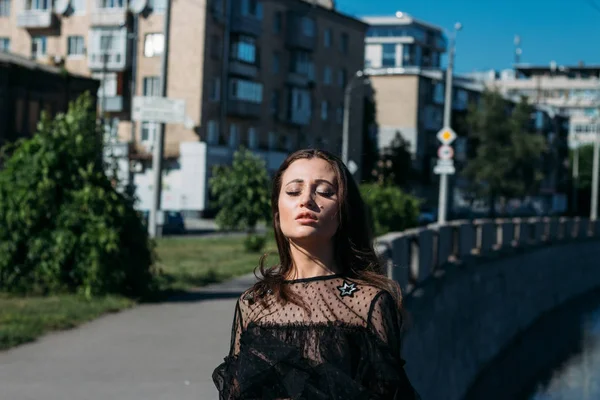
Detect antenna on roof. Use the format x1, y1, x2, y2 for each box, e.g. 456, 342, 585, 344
514, 35, 522, 66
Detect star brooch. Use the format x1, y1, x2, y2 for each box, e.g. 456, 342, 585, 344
337, 280, 359, 298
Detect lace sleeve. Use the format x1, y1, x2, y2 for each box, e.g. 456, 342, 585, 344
367, 290, 421, 400
213, 298, 246, 400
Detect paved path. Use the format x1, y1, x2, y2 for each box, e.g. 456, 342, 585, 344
0, 274, 258, 400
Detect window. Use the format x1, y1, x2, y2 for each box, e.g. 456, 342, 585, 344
337, 68, 347, 88
270, 90, 280, 115
98, 0, 123, 8
31, 36, 47, 60
272, 52, 280, 73
67, 36, 85, 57
228, 124, 239, 148
323, 66, 332, 85
207, 120, 219, 144
382, 43, 396, 67
268, 132, 277, 150
321, 100, 328, 120
0, 0, 11, 16
0, 38, 9, 52
209, 77, 220, 102
323, 28, 331, 48
301, 16, 315, 37
340, 32, 349, 54
240, 0, 261, 19
273, 11, 282, 33
143, 76, 161, 96
144, 33, 164, 57
336, 104, 343, 124
26, 0, 50, 10
148, 0, 166, 12
248, 127, 258, 149
141, 122, 158, 144
71, 0, 86, 13
433, 82, 444, 104
230, 79, 263, 103
289, 87, 311, 125
290, 50, 313, 77
92, 72, 117, 97
231, 35, 256, 63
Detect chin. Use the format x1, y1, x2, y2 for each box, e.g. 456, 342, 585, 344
285, 227, 333, 243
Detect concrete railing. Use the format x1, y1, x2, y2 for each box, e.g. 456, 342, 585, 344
375, 216, 600, 400
375, 217, 600, 294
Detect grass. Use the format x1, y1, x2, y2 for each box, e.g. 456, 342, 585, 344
154, 234, 278, 292
0, 234, 276, 351
0, 294, 133, 351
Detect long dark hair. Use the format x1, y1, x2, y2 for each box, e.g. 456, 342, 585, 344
251, 149, 403, 313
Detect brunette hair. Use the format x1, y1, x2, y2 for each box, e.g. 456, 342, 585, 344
251, 149, 403, 312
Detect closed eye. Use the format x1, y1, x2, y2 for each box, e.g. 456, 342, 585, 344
317, 191, 335, 198
286, 191, 301, 196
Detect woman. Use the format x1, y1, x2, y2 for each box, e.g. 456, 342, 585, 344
213, 149, 419, 399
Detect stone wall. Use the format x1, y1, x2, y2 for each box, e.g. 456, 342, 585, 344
375, 217, 600, 400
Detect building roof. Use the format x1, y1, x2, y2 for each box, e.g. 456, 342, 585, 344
0, 51, 91, 80
361, 14, 444, 32
285, 0, 368, 29
514, 63, 600, 77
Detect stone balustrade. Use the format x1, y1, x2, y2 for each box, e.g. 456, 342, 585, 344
375, 217, 600, 295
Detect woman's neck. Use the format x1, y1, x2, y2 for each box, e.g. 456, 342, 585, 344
287, 240, 339, 280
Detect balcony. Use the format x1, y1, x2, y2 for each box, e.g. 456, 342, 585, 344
229, 60, 258, 79
88, 52, 127, 70
286, 31, 316, 51
286, 72, 310, 88
100, 96, 124, 112
230, 14, 262, 37
228, 99, 261, 118
17, 9, 55, 28
90, 7, 127, 26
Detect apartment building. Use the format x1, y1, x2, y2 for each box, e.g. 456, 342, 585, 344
0, 0, 367, 214
475, 63, 600, 148
361, 14, 569, 213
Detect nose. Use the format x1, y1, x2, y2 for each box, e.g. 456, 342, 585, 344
299, 189, 316, 208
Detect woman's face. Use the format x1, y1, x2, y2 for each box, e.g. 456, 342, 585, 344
278, 158, 340, 244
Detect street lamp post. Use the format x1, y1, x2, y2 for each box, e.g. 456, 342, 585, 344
342, 70, 369, 168
437, 22, 462, 225
591, 120, 600, 221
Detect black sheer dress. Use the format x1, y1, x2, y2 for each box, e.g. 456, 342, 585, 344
212, 274, 420, 399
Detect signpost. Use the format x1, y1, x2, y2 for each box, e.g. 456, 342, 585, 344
435, 127, 457, 177
132, 96, 186, 124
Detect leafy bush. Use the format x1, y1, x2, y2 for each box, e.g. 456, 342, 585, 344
0, 93, 155, 297
243, 234, 267, 253
210, 147, 271, 233
360, 183, 420, 236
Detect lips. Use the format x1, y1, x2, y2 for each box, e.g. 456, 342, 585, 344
295, 212, 318, 221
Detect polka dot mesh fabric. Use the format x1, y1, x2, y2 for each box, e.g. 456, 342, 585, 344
213, 275, 420, 399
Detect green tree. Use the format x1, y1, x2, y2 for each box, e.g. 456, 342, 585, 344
360, 183, 420, 236
361, 96, 379, 183
210, 147, 271, 238
372, 131, 417, 188
0, 93, 155, 296
462, 90, 546, 215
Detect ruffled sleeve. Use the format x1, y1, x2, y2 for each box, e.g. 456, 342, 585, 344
367, 291, 421, 400
212, 298, 245, 400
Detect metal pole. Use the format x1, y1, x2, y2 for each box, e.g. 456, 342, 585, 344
591, 123, 600, 221
130, 14, 138, 145
437, 30, 456, 225
149, 0, 172, 238
220, 0, 232, 144
573, 141, 580, 215
342, 84, 352, 165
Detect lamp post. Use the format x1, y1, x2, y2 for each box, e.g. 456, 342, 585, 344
591, 119, 600, 221
342, 70, 369, 168
437, 22, 462, 225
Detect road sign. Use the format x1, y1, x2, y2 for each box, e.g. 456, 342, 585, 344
132, 96, 186, 124
434, 159, 455, 175
437, 126, 457, 145
347, 160, 358, 174
437, 145, 454, 161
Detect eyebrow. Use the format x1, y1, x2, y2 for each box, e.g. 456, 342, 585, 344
284, 178, 335, 187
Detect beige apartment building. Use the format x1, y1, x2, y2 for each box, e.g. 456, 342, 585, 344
0, 0, 367, 214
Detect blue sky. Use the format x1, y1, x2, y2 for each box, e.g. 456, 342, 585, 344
336, 0, 600, 73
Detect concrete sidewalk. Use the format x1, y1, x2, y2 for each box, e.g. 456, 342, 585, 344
0, 274, 258, 400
